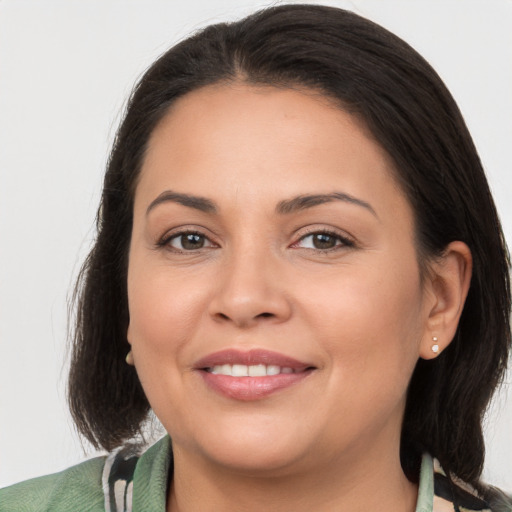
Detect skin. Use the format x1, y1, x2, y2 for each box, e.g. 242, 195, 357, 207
127, 83, 472, 512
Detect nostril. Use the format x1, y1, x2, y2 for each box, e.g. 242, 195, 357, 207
258, 312, 274, 318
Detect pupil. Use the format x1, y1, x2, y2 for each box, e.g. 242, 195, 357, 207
182, 234, 204, 250
313, 233, 336, 249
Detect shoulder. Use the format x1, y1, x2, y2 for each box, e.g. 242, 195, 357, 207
0, 437, 172, 512
417, 454, 512, 512
0, 456, 106, 512
431, 458, 512, 512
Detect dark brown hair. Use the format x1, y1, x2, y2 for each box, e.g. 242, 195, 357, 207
68, 3, 511, 493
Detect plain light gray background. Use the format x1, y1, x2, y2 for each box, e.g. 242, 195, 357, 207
1, 0, 511, 491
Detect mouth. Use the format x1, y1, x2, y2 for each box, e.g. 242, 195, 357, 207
194, 349, 316, 400
206, 364, 307, 377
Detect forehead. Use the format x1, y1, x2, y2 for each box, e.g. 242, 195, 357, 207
147, 83, 380, 161
136, 82, 408, 218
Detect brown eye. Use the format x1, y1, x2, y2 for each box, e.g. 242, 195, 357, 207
311, 233, 337, 249
181, 233, 204, 250
294, 231, 354, 251
168, 232, 211, 251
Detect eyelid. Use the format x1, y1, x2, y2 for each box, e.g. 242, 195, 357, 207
290, 226, 356, 250
155, 224, 355, 253
156, 226, 219, 252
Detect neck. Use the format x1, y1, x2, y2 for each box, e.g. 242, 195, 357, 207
167, 440, 418, 512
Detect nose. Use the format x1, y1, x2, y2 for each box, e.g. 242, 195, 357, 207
208, 249, 292, 328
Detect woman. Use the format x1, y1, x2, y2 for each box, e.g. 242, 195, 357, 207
1, 4, 510, 511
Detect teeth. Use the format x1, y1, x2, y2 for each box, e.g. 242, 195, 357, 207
209, 364, 298, 377
232, 364, 248, 377
248, 364, 266, 377
266, 365, 280, 376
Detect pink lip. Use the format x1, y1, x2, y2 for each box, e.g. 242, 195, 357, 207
194, 348, 311, 370
194, 349, 315, 401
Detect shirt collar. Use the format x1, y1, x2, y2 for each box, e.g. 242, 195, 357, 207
416, 453, 435, 512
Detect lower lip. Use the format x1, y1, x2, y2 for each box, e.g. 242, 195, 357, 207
199, 370, 314, 401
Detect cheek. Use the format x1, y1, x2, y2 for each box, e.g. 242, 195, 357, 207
301, 257, 425, 387
126, 257, 212, 435
310, 265, 425, 437
126, 255, 209, 363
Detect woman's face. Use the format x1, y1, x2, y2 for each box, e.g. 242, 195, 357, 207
127, 83, 436, 475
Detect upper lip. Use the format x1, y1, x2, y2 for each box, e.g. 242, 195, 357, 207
194, 349, 314, 371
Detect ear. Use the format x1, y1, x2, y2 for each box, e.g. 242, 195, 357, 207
419, 241, 472, 360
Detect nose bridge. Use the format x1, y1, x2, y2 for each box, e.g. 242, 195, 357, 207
210, 237, 291, 327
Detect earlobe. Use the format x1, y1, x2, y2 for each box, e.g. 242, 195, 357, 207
419, 241, 472, 360
125, 350, 135, 365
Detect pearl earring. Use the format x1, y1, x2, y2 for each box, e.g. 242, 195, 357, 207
126, 350, 134, 365
431, 336, 439, 354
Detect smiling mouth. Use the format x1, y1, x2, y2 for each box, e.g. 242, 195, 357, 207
206, 364, 309, 376
195, 348, 315, 375
195, 349, 316, 400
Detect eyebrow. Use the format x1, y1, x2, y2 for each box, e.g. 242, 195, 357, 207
276, 193, 377, 217
146, 191, 217, 215
146, 190, 377, 218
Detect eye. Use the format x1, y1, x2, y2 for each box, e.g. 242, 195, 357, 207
294, 231, 353, 251
164, 231, 215, 251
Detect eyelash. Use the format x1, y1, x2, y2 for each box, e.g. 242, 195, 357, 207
157, 228, 354, 254
157, 230, 216, 253
292, 229, 355, 252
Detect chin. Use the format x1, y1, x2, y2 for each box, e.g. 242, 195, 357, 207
203, 442, 308, 476
177, 417, 315, 475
